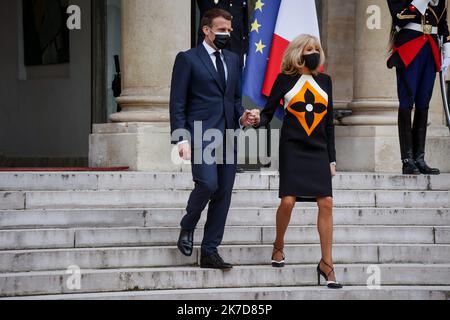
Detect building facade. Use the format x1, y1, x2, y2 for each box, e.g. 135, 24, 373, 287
1, 0, 449, 172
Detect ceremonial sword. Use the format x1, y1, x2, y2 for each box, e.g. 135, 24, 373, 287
438, 36, 450, 131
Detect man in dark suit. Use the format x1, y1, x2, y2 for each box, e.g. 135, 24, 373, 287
197, 0, 249, 66
170, 9, 257, 269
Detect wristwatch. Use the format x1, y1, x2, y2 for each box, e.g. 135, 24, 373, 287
330, 162, 337, 166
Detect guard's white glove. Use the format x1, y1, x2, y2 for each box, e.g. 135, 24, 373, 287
442, 42, 450, 73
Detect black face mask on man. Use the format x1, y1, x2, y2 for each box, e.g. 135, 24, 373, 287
211, 31, 231, 50
303, 53, 321, 71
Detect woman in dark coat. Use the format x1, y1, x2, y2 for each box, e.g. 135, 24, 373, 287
254, 34, 342, 289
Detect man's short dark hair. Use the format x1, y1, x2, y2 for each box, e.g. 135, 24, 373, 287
201, 9, 232, 29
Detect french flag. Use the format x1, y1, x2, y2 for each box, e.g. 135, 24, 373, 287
243, 0, 322, 118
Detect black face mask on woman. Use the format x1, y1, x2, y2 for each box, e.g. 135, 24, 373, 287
303, 53, 321, 70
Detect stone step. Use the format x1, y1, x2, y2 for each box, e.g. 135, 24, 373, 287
1, 244, 449, 273
0, 226, 448, 251
0, 192, 25, 210
0, 209, 147, 229
4, 286, 450, 300
2, 190, 449, 210
1, 264, 449, 297
145, 207, 450, 228
1, 172, 449, 191
1, 208, 450, 230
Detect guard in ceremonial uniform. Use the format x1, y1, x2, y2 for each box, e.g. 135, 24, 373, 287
387, 0, 450, 175
197, 0, 249, 66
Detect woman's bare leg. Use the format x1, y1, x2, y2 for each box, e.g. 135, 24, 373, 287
317, 196, 336, 282
272, 196, 296, 261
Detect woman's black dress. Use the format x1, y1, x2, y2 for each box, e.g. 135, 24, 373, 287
258, 72, 336, 202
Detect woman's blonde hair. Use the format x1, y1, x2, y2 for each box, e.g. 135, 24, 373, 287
281, 34, 325, 76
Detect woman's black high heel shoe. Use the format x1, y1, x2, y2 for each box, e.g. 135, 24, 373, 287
271, 245, 285, 268
317, 259, 343, 289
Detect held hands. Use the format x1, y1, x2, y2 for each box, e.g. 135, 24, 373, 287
179, 109, 262, 160
240, 109, 261, 128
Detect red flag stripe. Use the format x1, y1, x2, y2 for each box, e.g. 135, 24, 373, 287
262, 34, 290, 97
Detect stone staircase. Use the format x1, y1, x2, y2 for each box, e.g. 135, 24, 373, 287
0, 172, 449, 300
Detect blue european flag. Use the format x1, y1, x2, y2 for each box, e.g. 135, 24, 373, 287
243, 0, 282, 117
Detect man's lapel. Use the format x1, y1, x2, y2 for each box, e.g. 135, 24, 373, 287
197, 45, 226, 93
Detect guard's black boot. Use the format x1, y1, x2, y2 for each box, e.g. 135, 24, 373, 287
412, 109, 440, 175
398, 108, 420, 175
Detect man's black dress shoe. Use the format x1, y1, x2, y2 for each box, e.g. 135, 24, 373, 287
200, 252, 233, 270
177, 229, 194, 257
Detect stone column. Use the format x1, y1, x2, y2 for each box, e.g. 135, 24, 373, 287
89, 0, 191, 171
110, 0, 187, 122
342, 0, 398, 126
321, 0, 356, 111
333, 0, 400, 173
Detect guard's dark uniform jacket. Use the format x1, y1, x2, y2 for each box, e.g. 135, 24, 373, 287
197, 0, 249, 66
387, 0, 449, 70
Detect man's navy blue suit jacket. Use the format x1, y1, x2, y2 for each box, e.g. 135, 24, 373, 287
170, 44, 245, 149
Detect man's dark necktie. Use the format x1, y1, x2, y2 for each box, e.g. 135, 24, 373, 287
214, 51, 226, 89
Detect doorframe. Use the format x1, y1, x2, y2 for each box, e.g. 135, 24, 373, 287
191, 0, 197, 48
91, 0, 107, 126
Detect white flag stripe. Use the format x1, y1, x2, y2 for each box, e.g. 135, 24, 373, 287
274, 0, 321, 42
